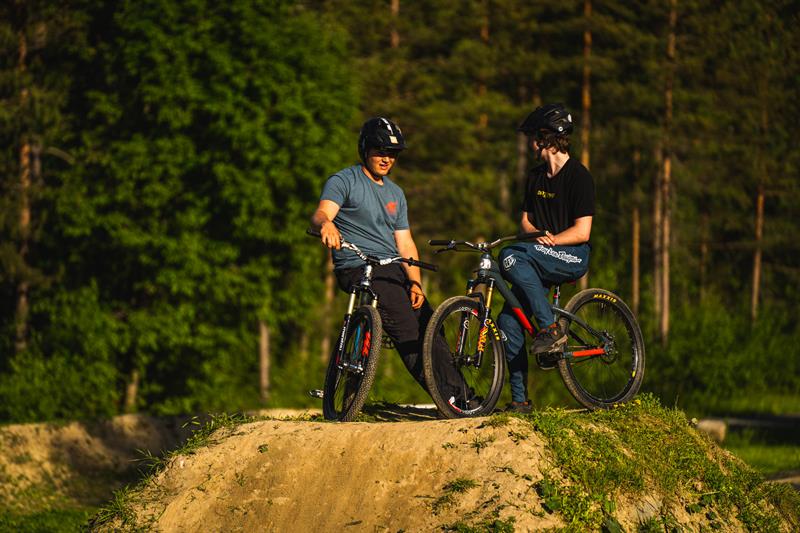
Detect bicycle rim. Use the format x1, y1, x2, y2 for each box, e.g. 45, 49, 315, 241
558, 290, 645, 409
323, 306, 382, 421
423, 296, 505, 418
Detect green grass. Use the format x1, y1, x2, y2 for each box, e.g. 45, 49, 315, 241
699, 392, 800, 417
520, 394, 800, 532
726, 443, 800, 476
431, 478, 480, 514
724, 427, 800, 476
0, 508, 94, 533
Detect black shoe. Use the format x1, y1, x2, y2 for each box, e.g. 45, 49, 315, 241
530, 323, 567, 354
505, 400, 532, 414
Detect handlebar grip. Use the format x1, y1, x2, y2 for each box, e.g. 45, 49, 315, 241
516, 231, 547, 241
428, 239, 452, 246
408, 258, 438, 272
306, 228, 322, 238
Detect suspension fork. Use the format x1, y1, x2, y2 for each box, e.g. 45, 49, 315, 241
334, 291, 359, 364
474, 277, 496, 367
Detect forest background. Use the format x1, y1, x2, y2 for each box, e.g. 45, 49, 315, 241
1, 0, 799, 424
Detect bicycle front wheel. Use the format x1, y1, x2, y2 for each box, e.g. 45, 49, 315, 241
323, 305, 383, 421
557, 289, 645, 409
422, 296, 506, 418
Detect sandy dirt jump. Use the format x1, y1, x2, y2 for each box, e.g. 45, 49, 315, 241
101, 408, 565, 532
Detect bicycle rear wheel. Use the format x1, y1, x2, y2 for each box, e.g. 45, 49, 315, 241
422, 296, 506, 418
323, 305, 383, 421
557, 289, 645, 409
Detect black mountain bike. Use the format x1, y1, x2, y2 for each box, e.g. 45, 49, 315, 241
308, 229, 438, 421
422, 232, 645, 418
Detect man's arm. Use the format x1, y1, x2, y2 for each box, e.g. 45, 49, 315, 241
521, 211, 539, 233
551, 216, 592, 246
394, 228, 425, 309
521, 212, 592, 246
310, 199, 342, 249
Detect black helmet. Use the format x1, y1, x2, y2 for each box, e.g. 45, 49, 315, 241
517, 103, 574, 137
358, 117, 406, 163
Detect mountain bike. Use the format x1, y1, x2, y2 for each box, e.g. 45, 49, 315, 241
422, 232, 645, 418
307, 229, 438, 421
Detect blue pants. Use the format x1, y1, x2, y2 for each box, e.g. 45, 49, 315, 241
496, 242, 590, 403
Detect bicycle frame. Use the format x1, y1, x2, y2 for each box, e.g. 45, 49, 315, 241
460, 252, 610, 365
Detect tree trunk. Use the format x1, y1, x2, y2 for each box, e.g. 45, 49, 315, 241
259, 320, 270, 403
751, 183, 764, 320
320, 250, 335, 363
661, 156, 671, 343
299, 330, 309, 363
124, 368, 140, 413
390, 0, 399, 48
652, 144, 663, 324
699, 211, 709, 302
578, 0, 592, 290
478, 1, 489, 130
517, 90, 541, 216
632, 150, 641, 316
15, 29, 31, 355
514, 86, 529, 215
660, 0, 677, 344
751, 98, 768, 321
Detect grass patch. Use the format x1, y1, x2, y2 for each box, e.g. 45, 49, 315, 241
443, 516, 515, 532
723, 427, 800, 477
470, 435, 495, 454
0, 508, 93, 533
522, 394, 800, 531
88, 412, 253, 530
480, 413, 511, 428
431, 478, 479, 514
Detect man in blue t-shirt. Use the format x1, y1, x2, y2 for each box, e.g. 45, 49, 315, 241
310, 117, 470, 405
497, 104, 595, 413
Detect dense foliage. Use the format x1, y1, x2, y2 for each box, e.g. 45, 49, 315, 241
1, 0, 799, 421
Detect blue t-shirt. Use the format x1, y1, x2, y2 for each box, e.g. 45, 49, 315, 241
320, 165, 409, 270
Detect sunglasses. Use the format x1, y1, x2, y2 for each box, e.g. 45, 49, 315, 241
372, 149, 401, 158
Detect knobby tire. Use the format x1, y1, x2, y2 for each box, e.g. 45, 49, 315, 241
557, 289, 645, 409
422, 295, 506, 418
323, 305, 383, 421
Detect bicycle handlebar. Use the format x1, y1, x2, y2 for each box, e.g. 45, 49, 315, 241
428, 231, 548, 253
306, 228, 437, 271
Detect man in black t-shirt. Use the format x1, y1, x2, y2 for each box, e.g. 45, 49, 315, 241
496, 103, 595, 413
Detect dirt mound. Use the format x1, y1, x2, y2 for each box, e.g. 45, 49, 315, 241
0, 409, 318, 513
97, 416, 562, 532
89, 402, 800, 533
0, 414, 193, 511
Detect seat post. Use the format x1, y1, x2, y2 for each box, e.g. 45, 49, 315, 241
552, 284, 562, 307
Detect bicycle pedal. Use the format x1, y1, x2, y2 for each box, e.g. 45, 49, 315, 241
535, 352, 561, 371
308, 389, 324, 399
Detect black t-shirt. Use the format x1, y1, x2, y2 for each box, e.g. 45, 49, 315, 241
521, 158, 595, 236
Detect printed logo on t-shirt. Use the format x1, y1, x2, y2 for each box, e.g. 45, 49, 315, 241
386, 201, 398, 215
537, 190, 556, 199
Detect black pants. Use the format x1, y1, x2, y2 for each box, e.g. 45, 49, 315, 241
335, 263, 467, 400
